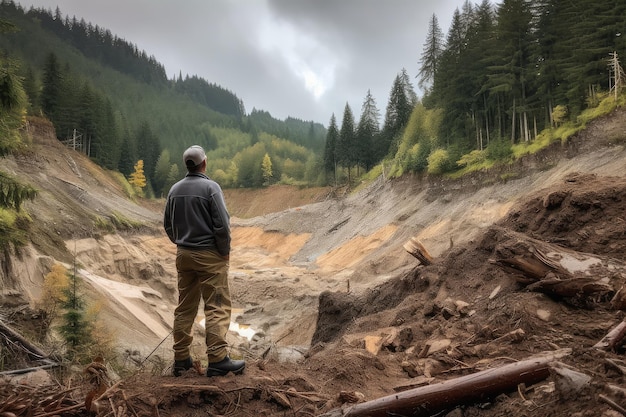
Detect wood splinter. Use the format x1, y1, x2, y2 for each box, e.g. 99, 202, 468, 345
403, 238, 433, 266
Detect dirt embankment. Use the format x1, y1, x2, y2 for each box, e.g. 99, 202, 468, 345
2, 108, 626, 417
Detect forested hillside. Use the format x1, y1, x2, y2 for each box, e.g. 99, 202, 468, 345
322, 0, 626, 184
0, 0, 326, 196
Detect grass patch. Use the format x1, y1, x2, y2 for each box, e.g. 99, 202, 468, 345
110, 171, 137, 199
94, 211, 144, 232
0, 207, 31, 249
500, 172, 520, 182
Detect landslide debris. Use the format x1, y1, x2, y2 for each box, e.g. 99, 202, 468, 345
3, 109, 626, 416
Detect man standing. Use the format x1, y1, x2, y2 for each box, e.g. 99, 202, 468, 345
164, 145, 245, 377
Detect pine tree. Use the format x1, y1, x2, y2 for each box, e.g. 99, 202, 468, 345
418, 14, 445, 90
135, 122, 161, 189
164, 164, 180, 195
117, 136, 136, 176
59, 271, 92, 360
323, 114, 339, 186
21, 65, 39, 114
464, 0, 497, 149
40, 53, 63, 125
381, 74, 412, 157
153, 150, 172, 197
337, 103, 356, 184
356, 90, 380, 171
400, 68, 419, 106
493, 0, 535, 143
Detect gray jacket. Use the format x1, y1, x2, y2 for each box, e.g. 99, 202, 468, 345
163, 173, 230, 256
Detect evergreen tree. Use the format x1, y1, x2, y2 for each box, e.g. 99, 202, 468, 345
93, 98, 120, 169
54, 63, 80, 139
135, 121, 161, 188
118, 136, 136, 176
464, 0, 497, 149
534, 0, 572, 125
40, 53, 62, 125
428, 7, 472, 147
153, 149, 172, 197
356, 90, 380, 171
337, 103, 356, 184
418, 14, 445, 90
323, 114, 339, 186
164, 163, 180, 195
59, 271, 92, 360
381, 74, 412, 157
400, 68, 419, 107
492, 0, 535, 143
21, 65, 39, 114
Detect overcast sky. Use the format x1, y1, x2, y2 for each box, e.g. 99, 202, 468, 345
17, 0, 495, 126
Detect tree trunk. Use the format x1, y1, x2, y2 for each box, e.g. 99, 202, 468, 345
321, 349, 570, 417
0, 319, 59, 373
511, 97, 516, 143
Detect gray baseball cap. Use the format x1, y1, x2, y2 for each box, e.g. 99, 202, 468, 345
183, 145, 206, 168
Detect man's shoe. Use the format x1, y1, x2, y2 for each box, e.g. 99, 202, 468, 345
206, 356, 245, 377
173, 357, 193, 376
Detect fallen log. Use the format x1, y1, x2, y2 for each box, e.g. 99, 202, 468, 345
594, 320, 626, 351
0, 319, 59, 373
487, 227, 624, 302
0, 319, 50, 360
320, 349, 570, 417
527, 276, 613, 298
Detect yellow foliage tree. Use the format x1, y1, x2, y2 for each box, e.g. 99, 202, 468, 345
38, 263, 69, 338
129, 159, 147, 191
261, 153, 273, 185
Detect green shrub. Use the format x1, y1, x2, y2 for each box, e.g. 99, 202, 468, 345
427, 149, 452, 175
486, 138, 513, 161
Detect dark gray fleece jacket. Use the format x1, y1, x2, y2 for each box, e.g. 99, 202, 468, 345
163, 173, 230, 256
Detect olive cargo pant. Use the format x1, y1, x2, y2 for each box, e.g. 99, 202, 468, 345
173, 247, 231, 363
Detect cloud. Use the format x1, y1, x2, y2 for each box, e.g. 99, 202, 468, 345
17, 0, 487, 124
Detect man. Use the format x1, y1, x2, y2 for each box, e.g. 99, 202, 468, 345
163, 145, 245, 377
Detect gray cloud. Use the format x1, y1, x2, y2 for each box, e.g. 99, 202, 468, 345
17, 0, 490, 125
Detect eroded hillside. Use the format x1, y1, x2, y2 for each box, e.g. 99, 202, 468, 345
2, 109, 626, 416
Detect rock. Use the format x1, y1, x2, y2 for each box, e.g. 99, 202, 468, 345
537, 309, 551, 321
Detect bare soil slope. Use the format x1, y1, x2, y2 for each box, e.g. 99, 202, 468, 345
2, 108, 626, 417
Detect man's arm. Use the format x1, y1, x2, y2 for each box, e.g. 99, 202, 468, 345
209, 189, 231, 257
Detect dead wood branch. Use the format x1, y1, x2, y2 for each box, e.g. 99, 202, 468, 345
403, 238, 433, 265
611, 286, 626, 310
0, 363, 59, 376
0, 319, 57, 366
159, 383, 225, 393
320, 349, 571, 417
594, 320, 626, 351
599, 394, 626, 416
605, 358, 626, 375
